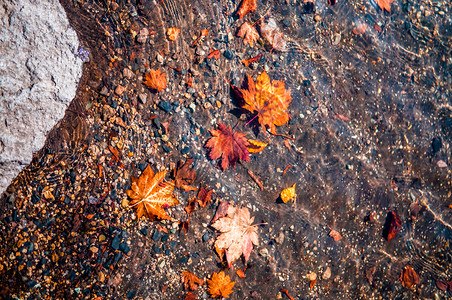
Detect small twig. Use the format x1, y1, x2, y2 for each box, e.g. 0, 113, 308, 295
271, 132, 295, 140
247, 170, 264, 191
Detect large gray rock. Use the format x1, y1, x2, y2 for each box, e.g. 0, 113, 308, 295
0, 0, 83, 194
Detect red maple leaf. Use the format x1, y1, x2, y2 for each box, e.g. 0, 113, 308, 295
205, 123, 249, 171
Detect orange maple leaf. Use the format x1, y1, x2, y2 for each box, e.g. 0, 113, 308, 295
376, 0, 395, 12
205, 123, 249, 171
207, 271, 235, 298
167, 27, 180, 41
126, 165, 178, 221
235, 71, 292, 134
181, 270, 204, 291
236, 0, 257, 19
211, 205, 259, 267
144, 69, 167, 92
237, 22, 259, 47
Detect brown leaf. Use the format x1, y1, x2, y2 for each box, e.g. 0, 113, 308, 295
400, 265, 420, 289
236, 0, 257, 19
211, 205, 259, 267
126, 165, 178, 221
212, 201, 229, 223
167, 27, 180, 41
237, 22, 259, 47
182, 270, 204, 291
144, 69, 167, 92
180, 220, 189, 234
383, 211, 402, 241
173, 159, 197, 191
207, 271, 235, 298
233, 71, 292, 134
205, 123, 249, 171
436, 280, 452, 291
183, 292, 198, 300
197, 186, 213, 207
185, 196, 197, 215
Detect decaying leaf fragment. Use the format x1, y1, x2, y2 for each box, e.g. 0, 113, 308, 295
237, 22, 259, 47
280, 183, 296, 203
234, 71, 292, 134
375, 0, 395, 12
126, 165, 178, 221
260, 17, 288, 51
328, 228, 343, 241
144, 69, 167, 92
400, 265, 420, 289
167, 27, 180, 41
207, 271, 235, 298
211, 205, 259, 267
205, 123, 249, 171
383, 211, 402, 241
172, 159, 197, 192
182, 270, 204, 291
236, 0, 257, 19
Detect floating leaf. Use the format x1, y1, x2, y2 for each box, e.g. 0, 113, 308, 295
126, 165, 178, 221
205, 123, 249, 171
172, 159, 197, 192
233, 71, 292, 134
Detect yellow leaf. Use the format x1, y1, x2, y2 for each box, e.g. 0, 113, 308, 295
126, 165, 178, 221
280, 183, 296, 203
167, 27, 180, 41
247, 139, 268, 153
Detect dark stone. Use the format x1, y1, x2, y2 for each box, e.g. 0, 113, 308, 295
153, 117, 161, 129
127, 290, 136, 299
181, 146, 190, 155
152, 230, 162, 241
119, 243, 131, 254
169, 241, 177, 250
282, 19, 291, 27
158, 100, 172, 113
161, 235, 169, 242
224, 50, 234, 60
202, 232, 210, 242
111, 235, 120, 250
162, 144, 171, 153
110, 100, 118, 109
432, 137, 442, 154
140, 227, 148, 236
114, 252, 122, 263
165, 249, 171, 255
27, 280, 37, 289
153, 246, 161, 254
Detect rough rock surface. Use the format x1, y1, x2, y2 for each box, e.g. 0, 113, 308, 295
0, 0, 83, 194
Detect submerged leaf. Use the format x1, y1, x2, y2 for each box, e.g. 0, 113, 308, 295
211, 205, 259, 267
236, 0, 257, 19
237, 22, 259, 47
144, 69, 167, 92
